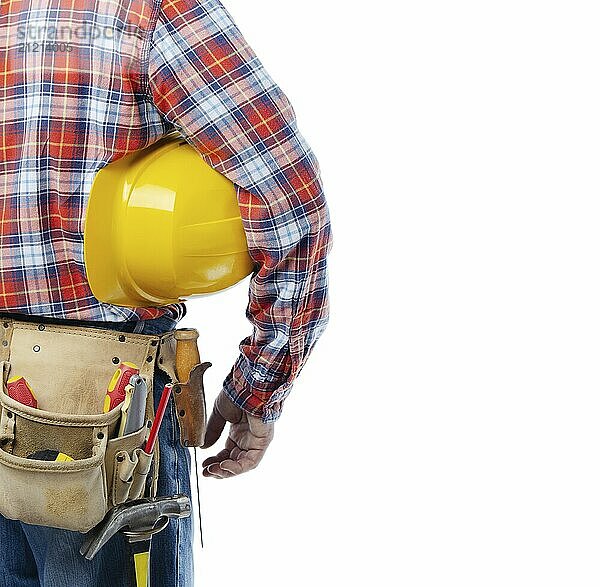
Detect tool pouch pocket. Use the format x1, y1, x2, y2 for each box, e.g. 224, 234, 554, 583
172, 361, 211, 447
157, 330, 210, 448
105, 425, 153, 507
0, 361, 155, 532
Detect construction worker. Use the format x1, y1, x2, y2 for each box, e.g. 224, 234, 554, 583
0, 0, 331, 584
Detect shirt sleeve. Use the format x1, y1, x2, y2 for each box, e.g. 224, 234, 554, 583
147, 0, 332, 422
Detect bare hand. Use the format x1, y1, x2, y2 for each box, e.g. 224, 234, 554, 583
201, 391, 274, 479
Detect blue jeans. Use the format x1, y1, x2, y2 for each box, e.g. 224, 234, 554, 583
0, 314, 194, 587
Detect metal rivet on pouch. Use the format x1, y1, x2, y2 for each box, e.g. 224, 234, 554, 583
151, 340, 158, 346
117, 455, 125, 462
38, 324, 45, 331
32, 345, 40, 353
112, 357, 120, 364
118, 335, 126, 342
2, 322, 8, 328
2, 341, 7, 347
179, 410, 185, 418
97, 432, 104, 440
173, 385, 181, 394
6, 412, 12, 419
146, 356, 153, 363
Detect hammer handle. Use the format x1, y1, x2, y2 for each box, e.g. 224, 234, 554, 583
174, 329, 201, 384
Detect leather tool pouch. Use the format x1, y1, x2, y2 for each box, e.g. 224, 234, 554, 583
156, 331, 210, 448
173, 362, 211, 447
0, 319, 172, 533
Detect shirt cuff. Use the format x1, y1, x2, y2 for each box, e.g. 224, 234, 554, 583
222, 364, 293, 423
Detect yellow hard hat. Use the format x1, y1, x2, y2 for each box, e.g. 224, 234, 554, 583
84, 134, 254, 307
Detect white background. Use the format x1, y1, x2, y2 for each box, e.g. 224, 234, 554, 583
180, 1, 599, 585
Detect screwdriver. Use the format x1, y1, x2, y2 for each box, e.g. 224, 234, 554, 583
104, 362, 139, 413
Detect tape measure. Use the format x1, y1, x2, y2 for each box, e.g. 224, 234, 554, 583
27, 450, 74, 462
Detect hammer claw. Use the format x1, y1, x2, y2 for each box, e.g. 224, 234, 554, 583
80, 495, 192, 560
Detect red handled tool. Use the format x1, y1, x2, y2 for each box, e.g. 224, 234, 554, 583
104, 362, 139, 413
7, 376, 37, 408
144, 383, 173, 454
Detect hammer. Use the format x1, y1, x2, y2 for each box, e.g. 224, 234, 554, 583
80, 495, 191, 587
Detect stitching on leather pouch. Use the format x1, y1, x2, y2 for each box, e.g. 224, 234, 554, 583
0, 402, 122, 427
0, 324, 12, 362
0, 452, 103, 472
112, 450, 135, 504
15, 328, 151, 345
11, 323, 164, 346
112, 454, 121, 503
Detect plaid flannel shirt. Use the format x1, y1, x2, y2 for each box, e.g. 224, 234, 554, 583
0, 0, 331, 421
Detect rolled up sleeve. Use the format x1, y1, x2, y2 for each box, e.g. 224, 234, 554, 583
147, 0, 331, 422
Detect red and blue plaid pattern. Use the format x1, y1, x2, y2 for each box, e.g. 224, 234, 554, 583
0, 0, 330, 420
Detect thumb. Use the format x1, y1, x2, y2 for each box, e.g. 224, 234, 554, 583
202, 404, 227, 448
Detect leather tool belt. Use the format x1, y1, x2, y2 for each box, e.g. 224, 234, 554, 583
0, 318, 208, 533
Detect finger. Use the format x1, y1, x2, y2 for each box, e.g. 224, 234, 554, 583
201, 406, 227, 449
229, 446, 243, 461
203, 462, 227, 479
219, 453, 261, 477
202, 465, 215, 478
203, 462, 239, 479
217, 458, 245, 476
202, 448, 230, 468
